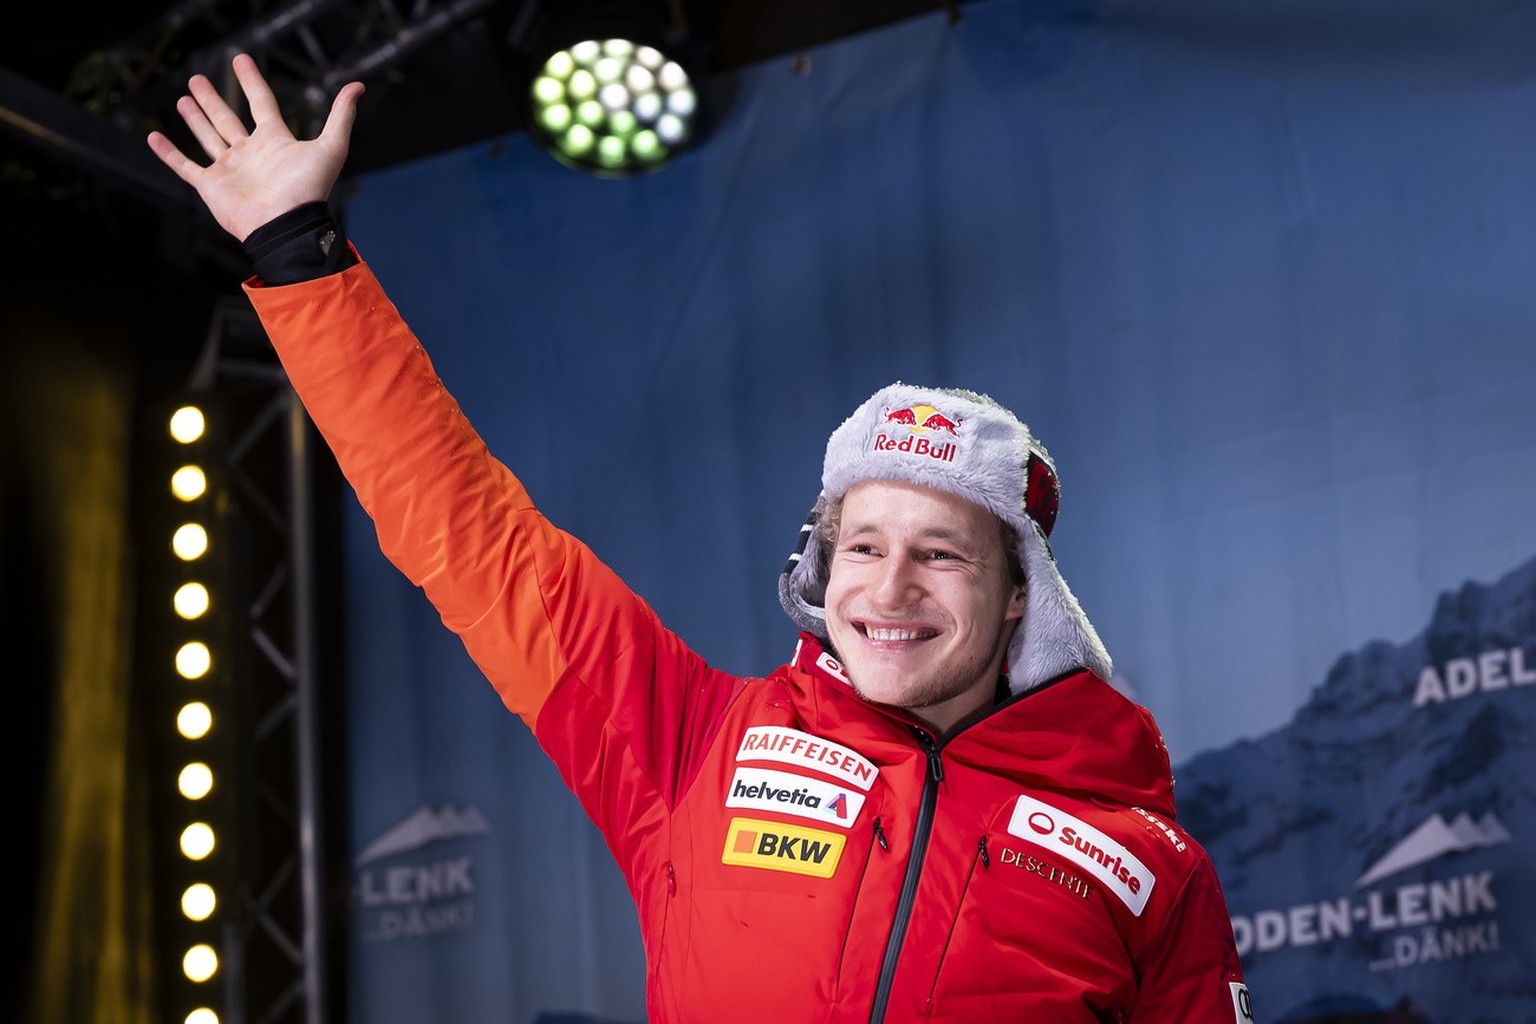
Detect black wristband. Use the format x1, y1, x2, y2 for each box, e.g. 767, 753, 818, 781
243, 201, 359, 285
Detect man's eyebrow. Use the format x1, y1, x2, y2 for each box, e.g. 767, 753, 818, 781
838, 519, 979, 546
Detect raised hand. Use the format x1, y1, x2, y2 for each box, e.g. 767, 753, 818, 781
147, 52, 364, 242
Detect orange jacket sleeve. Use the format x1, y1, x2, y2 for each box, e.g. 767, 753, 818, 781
243, 259, 740, 835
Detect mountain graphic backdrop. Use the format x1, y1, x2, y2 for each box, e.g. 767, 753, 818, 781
1173, 553, 1536, 1024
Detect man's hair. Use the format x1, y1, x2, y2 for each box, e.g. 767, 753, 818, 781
814, 492, 1026, 588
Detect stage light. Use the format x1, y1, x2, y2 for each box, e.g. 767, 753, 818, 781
179, 762, 214, 800
182, 882, 217, 920
183, 944, 218, 983
181, 823, 216, 860
174, 583, 210, 620
520, 3, 707, 178
173, 523, 209, 560
176, 641, 212, 680
145, 393, 241, 1024
171, 465, 207, 501
169, 406, 206, 444
178, 702, 213, 739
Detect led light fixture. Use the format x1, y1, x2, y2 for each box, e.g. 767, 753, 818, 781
520, 2, 706, 178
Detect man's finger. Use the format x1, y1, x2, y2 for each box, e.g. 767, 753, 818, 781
188, 73, 250, 145
146, 131, 203, 187
233, 53, 285, 127
319, 81, 365, 150
176, 94, 229, 160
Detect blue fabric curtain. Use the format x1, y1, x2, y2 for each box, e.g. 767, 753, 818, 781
339, 0, 1536, 1019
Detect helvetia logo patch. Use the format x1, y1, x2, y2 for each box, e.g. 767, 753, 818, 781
1007, 794, 1155, 916
722, 817, 847, 878
726, 767, 865, 828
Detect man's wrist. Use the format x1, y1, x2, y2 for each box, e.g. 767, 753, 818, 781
243, 202, 359, 285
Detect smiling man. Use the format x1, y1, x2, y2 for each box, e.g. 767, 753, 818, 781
822, 476, 1024, 730
148, 53, 1250, 1024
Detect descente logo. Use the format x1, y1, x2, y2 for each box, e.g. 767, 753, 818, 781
1007, 795, 1155, 916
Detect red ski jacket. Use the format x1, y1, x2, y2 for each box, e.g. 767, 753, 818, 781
246, 258, 1250, 1023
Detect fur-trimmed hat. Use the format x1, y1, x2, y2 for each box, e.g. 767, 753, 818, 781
778, 382, 1113, 696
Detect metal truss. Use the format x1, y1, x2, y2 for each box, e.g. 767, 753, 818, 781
68, 0, 520, 140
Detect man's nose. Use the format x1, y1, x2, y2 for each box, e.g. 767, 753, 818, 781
872, 553, 921, 606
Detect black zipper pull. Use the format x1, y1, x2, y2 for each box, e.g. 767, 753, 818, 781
873, 817, 889, 851
913, 727, 944, 782
977, 835, 990, 869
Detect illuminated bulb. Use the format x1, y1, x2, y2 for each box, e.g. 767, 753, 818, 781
633, 92, 662, 121
176, 641, 211, 680
183, 943, 218, 983
186, 1008, 219, 1024
181, 822, 216, 860
562, 124, 595, 155
179, 762, 213, 800
656, 113, 686, 144
171, 465, 207, 501
532, 76, 563, 104
182, 881, 217, 920
169, 406, 205, 444
625, 65, 655, 94
667, 88, 696, 117
173, 524, 208, 560
539, 104, 573, 132
631, 130, 662, 161
568, 69, 597, 99
570, 40, 600, 65
177, 701, 212, 739
608, 110, 637, 137
658, 61, 688, 91
174, 582, 210, 619
599, 82, 629, 110
597, 135, 626, 167
544, 51, 574, 79
594, 56, 623, 84
602, 38, 634, 57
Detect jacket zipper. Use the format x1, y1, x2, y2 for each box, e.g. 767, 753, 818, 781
868, 727, 944, 1023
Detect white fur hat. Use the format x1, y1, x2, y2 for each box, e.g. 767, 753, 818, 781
779, 382, 1113, 696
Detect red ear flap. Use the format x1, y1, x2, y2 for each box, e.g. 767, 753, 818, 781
1024, 453, 1059, 537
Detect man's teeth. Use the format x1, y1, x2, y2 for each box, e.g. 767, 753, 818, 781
865, 627, 934, 641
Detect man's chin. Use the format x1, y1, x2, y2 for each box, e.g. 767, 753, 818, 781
845, 674, 927, 711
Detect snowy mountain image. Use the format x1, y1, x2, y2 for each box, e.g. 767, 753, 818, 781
1173, 553, 1536, 1024
355, 804, 492, 866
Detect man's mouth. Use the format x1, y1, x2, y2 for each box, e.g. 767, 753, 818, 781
859, 624, 939, 642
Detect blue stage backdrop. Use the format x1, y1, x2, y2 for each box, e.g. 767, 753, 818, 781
336, 0, 1536, 1019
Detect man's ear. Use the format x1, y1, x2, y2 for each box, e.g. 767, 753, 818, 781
1006, 580, 1026, 621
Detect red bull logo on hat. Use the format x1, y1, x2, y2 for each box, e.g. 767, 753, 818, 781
874, 403, 963, 463
883, 403, 962, 435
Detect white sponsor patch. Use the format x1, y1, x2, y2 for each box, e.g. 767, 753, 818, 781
815, 649, 850, 684
736, 726, 878, 791
1230, 982, 1253, 1023
1007, 795, 1155, 916
725, 767, 865, 828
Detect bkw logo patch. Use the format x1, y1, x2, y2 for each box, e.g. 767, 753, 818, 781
721, 817, 847, 878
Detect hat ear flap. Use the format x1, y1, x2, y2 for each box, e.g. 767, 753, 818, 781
1024, 453, 1059, 538
1005, 521, 1113, 695
778, 496, 831, 637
